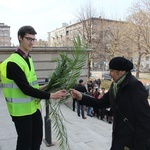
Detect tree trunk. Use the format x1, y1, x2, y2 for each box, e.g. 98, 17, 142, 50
136, 53, 142, 78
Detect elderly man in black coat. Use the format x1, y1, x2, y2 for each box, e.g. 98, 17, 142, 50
70, 57, 150, 150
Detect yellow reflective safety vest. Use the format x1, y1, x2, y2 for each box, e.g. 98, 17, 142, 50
1, 53, 40, 116
0, 63, 1, 81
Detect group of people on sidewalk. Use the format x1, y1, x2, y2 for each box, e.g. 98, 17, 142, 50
72, 79, 113, 124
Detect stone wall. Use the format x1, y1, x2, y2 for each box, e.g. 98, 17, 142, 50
0, 47, 91, 84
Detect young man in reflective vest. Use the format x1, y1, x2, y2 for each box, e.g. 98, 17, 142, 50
1, 26, 66, 150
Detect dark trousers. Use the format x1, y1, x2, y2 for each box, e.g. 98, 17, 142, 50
11, 109, 43, 150
93, 108, 99, 118
72, 99, 76, 111
100, 109, 106, 120
77, 101, 85, 118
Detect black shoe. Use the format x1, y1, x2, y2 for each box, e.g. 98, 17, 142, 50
87, 114, 93, 117
82, 117, 87, 119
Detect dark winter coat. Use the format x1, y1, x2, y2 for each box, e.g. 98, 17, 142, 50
80, 72, 150, 150
74, 84, 87, 93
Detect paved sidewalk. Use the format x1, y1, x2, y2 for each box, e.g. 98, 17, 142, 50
0, 88, 112, 150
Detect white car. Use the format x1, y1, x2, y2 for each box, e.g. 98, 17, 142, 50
102, 73, 112, 80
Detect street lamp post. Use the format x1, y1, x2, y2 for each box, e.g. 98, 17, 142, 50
43, 100, 54, 146
41, 78, 54, 147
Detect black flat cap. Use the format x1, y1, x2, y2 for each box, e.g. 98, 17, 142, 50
109, 57, 133, 71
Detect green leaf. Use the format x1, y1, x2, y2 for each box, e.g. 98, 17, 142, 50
43, 35, 88, 150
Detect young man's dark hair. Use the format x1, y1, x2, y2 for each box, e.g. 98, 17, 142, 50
18, 25, 37, 39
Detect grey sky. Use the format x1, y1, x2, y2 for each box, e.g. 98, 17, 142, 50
0, 0, 139, 45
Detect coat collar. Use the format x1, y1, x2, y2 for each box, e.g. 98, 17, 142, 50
112, 72, 132, 101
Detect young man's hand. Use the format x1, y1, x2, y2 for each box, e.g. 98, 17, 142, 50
50, 90, 67, 99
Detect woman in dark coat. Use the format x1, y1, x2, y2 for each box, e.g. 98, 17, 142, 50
70, 57, 150, 150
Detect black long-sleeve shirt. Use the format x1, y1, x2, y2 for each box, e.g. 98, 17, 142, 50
7, 51, 50, 100
74, 84, 87, 93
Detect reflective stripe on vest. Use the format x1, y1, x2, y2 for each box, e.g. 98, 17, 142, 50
2, 81, 38, 103
5, 97, 36, 103
2, 80, 38, 89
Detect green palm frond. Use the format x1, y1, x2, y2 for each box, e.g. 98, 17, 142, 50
47, 100, 69, 150
44, 35, 88, 150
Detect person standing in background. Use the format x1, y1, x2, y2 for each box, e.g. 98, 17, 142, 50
0, 25, 66, 150
74, 79, 87, 119
87, 87, 94, 117
97, 78, 101, 89
93, 88, 100, 118
98, 88, 107, 120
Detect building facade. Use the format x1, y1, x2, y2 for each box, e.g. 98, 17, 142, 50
34, 39, 48, 47
0, 23, 11, 46
48, 23, 69, 47
48, 18, 129, 70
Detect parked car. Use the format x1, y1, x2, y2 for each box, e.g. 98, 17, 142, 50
102, 73, 112, 80
144, 83, 150, 96
139, 69, 150, 73
131, 68, 136, 72
88, 76, 96, 81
